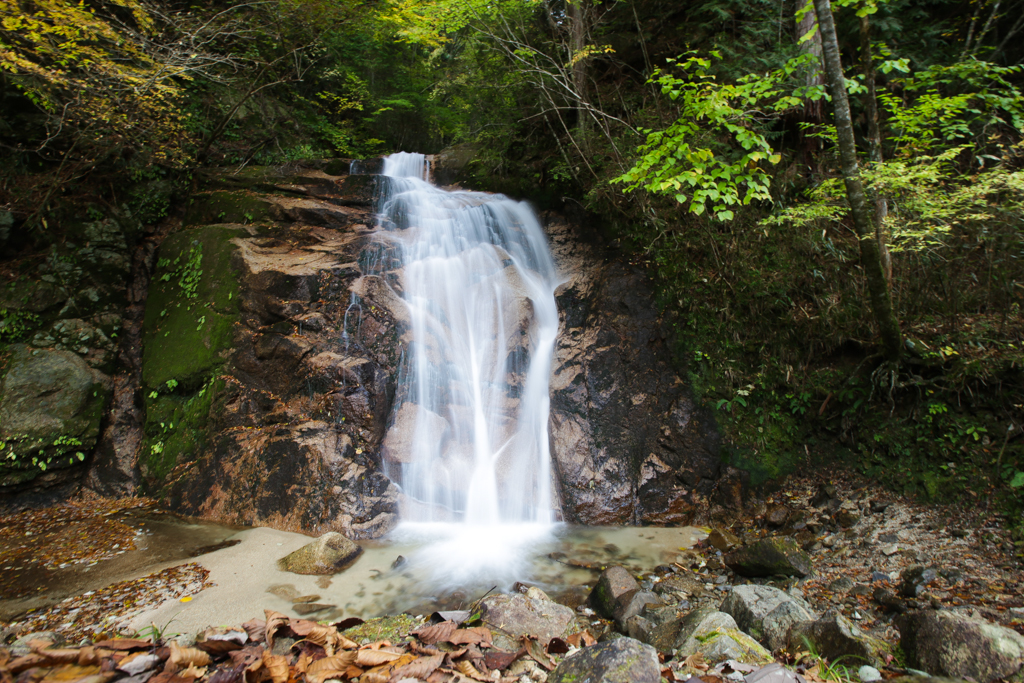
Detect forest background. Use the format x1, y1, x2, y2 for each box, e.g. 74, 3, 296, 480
1, 0, 1023, 546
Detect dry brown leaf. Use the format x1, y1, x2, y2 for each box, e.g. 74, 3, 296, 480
26, 640, 55, 654
241, 620, 267, 644
264, 611, 289, 654
169, 641, 212, 669
117, 652, 163, 675
565, 631, 596, 649
412, 621, 457, 645
359, 674, 388, 683
9, 654, 49, 675
359, 641, 394, 651
522, 638, 554, 671
296, 623, 355, 656
93, 640, 152, 651
37, 649, 81, 665
180, 664, 208, 681
389, 653, 444, 681
482, 651, 520, 672
261, 651, 288, 683
454, 660, 491, 682
447, 628, 491, 648
305, 652, 357, 683
804, 664, 825, 683
229, 646, 264, 670
294, 654, 313, 675
355, 650, 401, 667
682, 652, 708, 672
77, 647, 98, 667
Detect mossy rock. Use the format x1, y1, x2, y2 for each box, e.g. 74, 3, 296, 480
142, 225, 243, 391
725, 536, 813, 578
341, 614, 420, 644
141, 377, 224, 484
186, 191, 271, 226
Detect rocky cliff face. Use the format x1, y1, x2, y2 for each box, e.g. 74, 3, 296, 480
1, 159, 724, 531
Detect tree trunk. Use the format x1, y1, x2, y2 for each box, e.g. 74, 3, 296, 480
813, 0, 902, 360
859, 12, 891, 284
567, 0, 590, 149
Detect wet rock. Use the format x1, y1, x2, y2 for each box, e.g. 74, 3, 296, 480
836, 510, 861, 527
708, 528, 741, 552
0, 345, 110, 493
654, 573, 704, 598
873, 587, 905, 613
811, 484, 838, 508
546, 216, 722, 526
479, 590, 576, 649
589, 566, 641, 620
899, 565, 938, 598
720, 584, 817, 651
279, 532, 363, 575
674, 609, 772, 665
548, 637, 660, 683
381, 403, 449, 465
292, 603, 333, 615
725, 537, 812, 578
788, 610, 890, 666
897, 609, 1024, 683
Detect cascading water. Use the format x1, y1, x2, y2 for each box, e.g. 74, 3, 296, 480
367, 152, 561, 587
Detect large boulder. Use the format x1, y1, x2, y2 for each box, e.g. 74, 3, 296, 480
548, 638, 660, 683
279, 531, 363, 574
674, 608, 772, 665
725, 537, 813, 578
626, 603, 689, 653
788, 610, 889, 666
479, 587, 577, 650
0, 345, 110, 492
897, 610, 1024, 682
720, 584, 817, 651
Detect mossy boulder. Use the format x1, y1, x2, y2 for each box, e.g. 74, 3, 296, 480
142, 225, 243, 391
549, 638, 660, 683
788, 609, 890, 667
279, 532, 363, 575
141, 377, 224, 483
725, 536, 813, 578
674, 609, 772, 665
0, 345, 110, 490
341, 614, 419, 645
897, 610, 1024, 682
186, 191, 271, 226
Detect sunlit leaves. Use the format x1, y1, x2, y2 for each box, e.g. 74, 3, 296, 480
614, 51, 824, 222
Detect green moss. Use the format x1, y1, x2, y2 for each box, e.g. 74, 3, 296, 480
141, 376, 224, 485
341, 614, 421, 644
186, 190, 270, 226
142, 225, 243, 390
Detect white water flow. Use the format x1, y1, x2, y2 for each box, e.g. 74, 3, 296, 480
370, 152, 561, 587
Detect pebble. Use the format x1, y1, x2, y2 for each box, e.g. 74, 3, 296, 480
880, 543, 899, 556
870, 571, 889, 583
858, 665, 882, 682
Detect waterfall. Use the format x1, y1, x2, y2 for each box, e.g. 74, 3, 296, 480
363, 152, 561, 587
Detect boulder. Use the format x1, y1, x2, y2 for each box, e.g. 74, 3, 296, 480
0, 345, 110, 491
548, 638, 660, 683
614, 590, 662, 628
589, 566, 640, 620
788, 610, 889, 666
725, 537, 813, 578
720, 584, 817, 651
479, 588, 577, 650
279, 532, 363, 574
674, 608, 772, 665
897, 610, 1024, 682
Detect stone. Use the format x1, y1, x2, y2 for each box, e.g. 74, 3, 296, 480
292, 603, 333, 615
897, 609, 1024, 683
766, 504, 790, 527
589, 566, 641, 620
747, 663, 807, 683
625, 604, 687, 653
674, 609, 772, 665
479, 591, 576, 650
615, 590, 662, 627
10, 632, 62, 657
0, 345, 110, 492
899, 565, 938, 598
811, 484, 838, 508
829, 577, 855, 593
708, 528, 742, 551
548, 637, 660, 683
858, 665, 882, 682
380, 403, 450, 465
725, 537, 813, 578
279, 532, 363, 575
788, 610, 890, 666
836, 510, 861, 527
720, 584, 817, 651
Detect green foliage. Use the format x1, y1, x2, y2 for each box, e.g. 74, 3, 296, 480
614, 52, 823, 221
0, 308, 40, 343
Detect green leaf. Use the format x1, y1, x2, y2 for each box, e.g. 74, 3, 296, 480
1011, 471, 1024, 488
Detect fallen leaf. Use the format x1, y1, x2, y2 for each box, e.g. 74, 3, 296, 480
355, 650, 401, 667
545, 638, 569, 655
683, 652, 708, 672
565, 631, 596, 648
332, 618, 364, 632
179, 663, 207, 681
260, 652, 287, 683
169, 642, 211, 670
93, 640, 153, 651
240, 620, 266, 644
522, 638, 554, 671
263, 611, 288, 653
482, 651, 520, 671
117, 653, 163, 676
228, 647, 263, 670
390, 653, 443, 680
448, 628, 491, 648
304, 653, 356, 683
451, 660, 489, 682
412, 621, 457, 645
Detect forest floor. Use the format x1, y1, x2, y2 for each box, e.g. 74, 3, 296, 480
1, 466, 1022, 682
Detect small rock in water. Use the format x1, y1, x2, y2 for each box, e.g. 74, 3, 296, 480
293, 603, 333, 616
392, 555, 406, 570
708, 529, 742, 552
279, 532, 362, 575
292, 594, 321, 604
